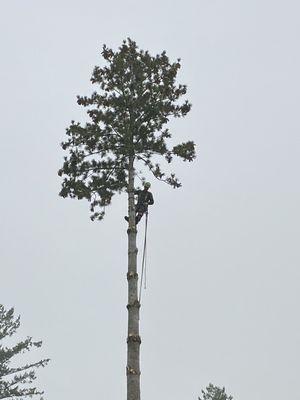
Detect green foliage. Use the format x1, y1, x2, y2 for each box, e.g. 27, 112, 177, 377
198, 383, 233, 400
59, 38, 196, 220
0, 305, 49, 399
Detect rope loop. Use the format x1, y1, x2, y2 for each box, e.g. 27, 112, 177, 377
138, 211, 148, 303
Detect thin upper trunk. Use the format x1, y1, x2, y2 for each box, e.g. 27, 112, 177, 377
127, 156, 141, 400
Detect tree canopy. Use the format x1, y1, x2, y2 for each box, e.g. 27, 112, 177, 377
198, 384, 233, 400
0, 305, 49, 399
58, 38, 196, 220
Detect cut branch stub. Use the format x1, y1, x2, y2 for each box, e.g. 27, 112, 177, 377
127, 272, 138, 280
126, 300, 141, 310
126, 366, 141, 376
127, 334, 142, 344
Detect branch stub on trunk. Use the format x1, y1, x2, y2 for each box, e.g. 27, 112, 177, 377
126, 300, 141, 310
126, 366, 141, 376
127, 272, 138, 281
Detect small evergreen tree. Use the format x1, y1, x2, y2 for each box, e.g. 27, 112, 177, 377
0, 305, 49, 399
199, 383, 233, 400
59, 38, 196, 400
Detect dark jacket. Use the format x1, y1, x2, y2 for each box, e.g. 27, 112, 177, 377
135, 189, 154, 209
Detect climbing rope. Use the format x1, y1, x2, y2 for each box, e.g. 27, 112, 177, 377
138, 211, 148, 303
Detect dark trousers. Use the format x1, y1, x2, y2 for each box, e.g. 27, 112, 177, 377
135, 204, 148, 224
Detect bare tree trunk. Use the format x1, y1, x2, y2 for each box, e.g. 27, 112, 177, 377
127, 156, 141, 400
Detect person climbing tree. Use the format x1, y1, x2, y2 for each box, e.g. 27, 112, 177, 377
125, 182, 154, 225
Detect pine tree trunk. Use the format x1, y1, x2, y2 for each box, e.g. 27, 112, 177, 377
126, 156, 141, 400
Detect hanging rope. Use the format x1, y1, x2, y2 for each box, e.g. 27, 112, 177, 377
139, 211, 148, 303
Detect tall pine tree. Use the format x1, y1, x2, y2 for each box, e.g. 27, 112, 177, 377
59, 38, 196, 400
0, 305, 49, 399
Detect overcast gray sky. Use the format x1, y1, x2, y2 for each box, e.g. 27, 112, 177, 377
1, 1, 300, 399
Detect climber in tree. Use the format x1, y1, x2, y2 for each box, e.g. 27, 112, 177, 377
125, 182, 154, 225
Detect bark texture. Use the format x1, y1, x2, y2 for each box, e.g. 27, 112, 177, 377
127, 156, 141, 400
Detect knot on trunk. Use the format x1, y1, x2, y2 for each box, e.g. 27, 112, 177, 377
127, 272, 138, 280
126, 365, 141, 375
127, 227, 137, 234
127, 334, 141, 344
127, 247, 138, 255
126, 300, 140, 310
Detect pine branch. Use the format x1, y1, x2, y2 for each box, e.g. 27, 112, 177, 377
0, 305, 49, 399
136, 155, 181, 188
0, 359, 49, 379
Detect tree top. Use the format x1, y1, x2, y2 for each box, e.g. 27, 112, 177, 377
59, 38, 196, 220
